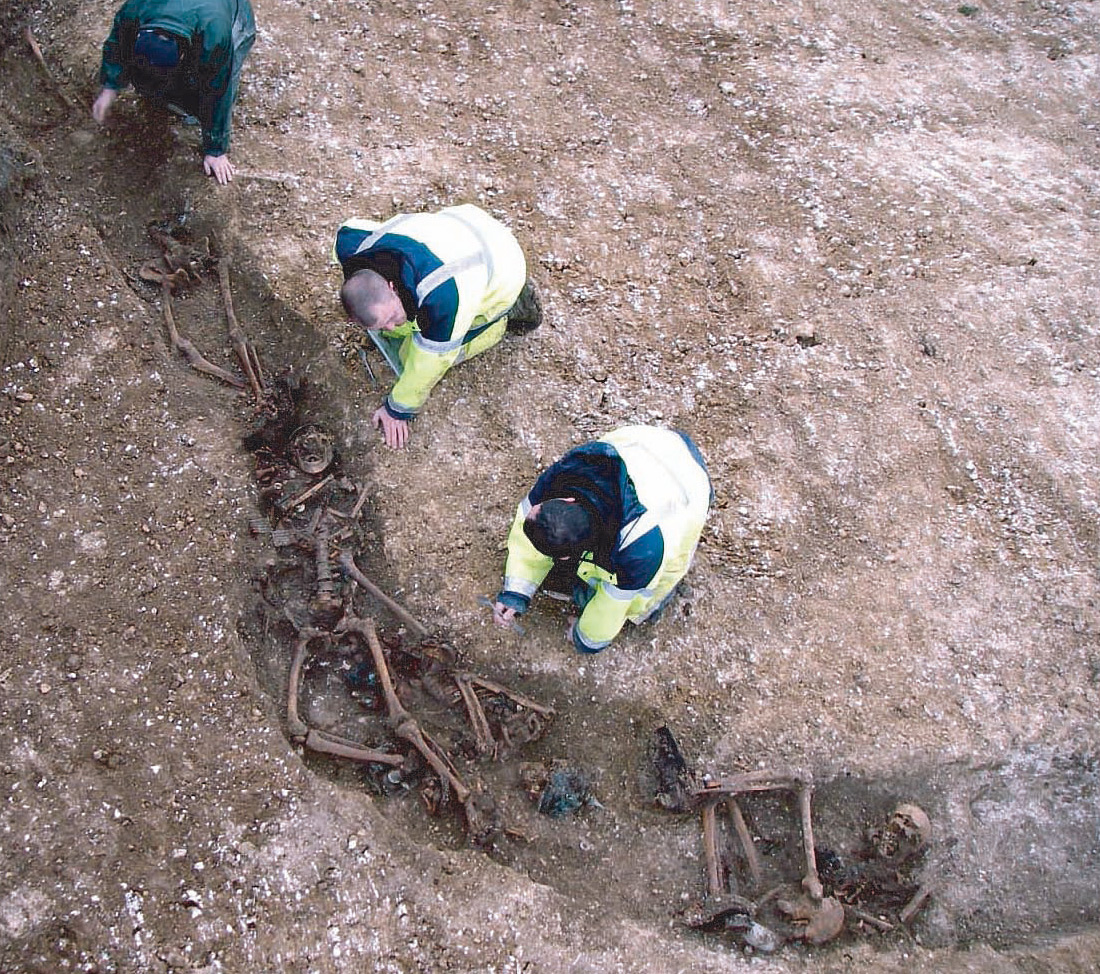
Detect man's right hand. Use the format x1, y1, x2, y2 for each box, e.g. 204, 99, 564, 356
92, 88, 118, 124
372, 407, 410, 449
492, 601, 517, 628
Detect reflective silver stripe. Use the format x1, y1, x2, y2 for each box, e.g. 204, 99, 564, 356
355, 210, 496, 309
438, 209, 497, 282
503, 576, 539, 598
604, 581, 650, 602
619, 511, 660, 547
415, 252, 484, 303
412, 331, 463, 355
353, 214, 417, 255
575, 627, 612, 651
519, 497, 533, 518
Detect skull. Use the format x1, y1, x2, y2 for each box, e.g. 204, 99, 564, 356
288, 424, 335, 475
871, 802, 931, 860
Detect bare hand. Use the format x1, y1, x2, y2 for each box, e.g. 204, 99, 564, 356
203, 154, 235, 185
92, 88, 117, 124
372, 407, 410, 449
492, 601, 517, 628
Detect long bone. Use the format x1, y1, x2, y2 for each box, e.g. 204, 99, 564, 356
454, 673, 555, 718
276, 473, 335, 514
285, 628, 329, 739
454, 675, 496, 756
338, 552, 428, 637
702, 802, 723, 896
283, 620, 404, 765
161, 281, 246, 389
303, 727, 404, 768
727, 798, 763, 888
216, 257, 266, 401
452, 672, 556, 757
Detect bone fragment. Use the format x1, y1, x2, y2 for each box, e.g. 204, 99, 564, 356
899, 884, 932, 925
847, 906, 894, 932
701, 802, 722, 896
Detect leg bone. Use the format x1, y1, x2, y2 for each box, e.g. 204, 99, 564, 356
217, 257, 266, 401
161, 282, 246, 389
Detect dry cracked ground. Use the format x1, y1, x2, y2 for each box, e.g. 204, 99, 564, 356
2, 0, 1100, 971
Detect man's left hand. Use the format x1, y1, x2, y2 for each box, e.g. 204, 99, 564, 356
203, 154, 235, 185
372, 407, 410, 449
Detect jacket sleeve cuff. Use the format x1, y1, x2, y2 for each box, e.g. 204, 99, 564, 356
572, 628, 607, 654
496, 591, 530, 614
384, 396, 416, 422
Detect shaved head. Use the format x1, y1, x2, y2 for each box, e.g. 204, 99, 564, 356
341, 268, 399, 329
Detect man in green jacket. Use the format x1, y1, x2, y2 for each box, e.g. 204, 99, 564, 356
92, 0, 256, 185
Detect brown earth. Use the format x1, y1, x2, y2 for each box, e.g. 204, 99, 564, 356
2, 0, 1100, 971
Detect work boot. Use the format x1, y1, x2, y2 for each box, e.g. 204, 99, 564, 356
506, 279, 543, 333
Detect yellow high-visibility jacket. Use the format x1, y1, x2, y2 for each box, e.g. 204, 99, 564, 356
334, 205, 527, 420
498, 426, 712, 653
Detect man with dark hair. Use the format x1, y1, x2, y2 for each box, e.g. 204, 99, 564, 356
493, 425, 712, 654
92, 0, 256, 185
334, 205, 541, 449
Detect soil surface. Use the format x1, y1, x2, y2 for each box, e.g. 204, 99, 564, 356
2, 0, 1100, 971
